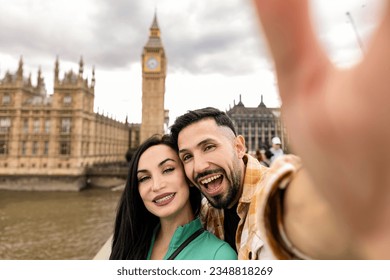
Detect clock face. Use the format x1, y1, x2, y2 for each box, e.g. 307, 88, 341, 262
146, 57, 158, 70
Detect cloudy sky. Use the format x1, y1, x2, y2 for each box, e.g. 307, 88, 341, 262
0, 0, 385, 126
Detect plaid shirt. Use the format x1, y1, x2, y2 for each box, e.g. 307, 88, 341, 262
200, 154, 304, 260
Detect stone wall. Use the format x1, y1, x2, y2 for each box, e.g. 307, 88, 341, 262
0, 175, 86, 191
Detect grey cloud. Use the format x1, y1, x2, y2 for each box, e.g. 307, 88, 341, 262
77, 0, 267, 75
0, 0, 268, 77
160, 2, 268, 75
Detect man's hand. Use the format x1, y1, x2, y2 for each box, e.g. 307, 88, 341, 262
252, 0, 390, 259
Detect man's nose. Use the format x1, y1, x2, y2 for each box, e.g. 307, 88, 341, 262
193, 155, 210, 177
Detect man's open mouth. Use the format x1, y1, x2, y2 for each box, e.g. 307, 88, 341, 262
200, 174, 224, 195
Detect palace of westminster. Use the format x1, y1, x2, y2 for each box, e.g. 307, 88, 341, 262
0, 15, 288, 191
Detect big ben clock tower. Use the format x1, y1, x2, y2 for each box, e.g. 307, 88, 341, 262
140, 13, 167, 143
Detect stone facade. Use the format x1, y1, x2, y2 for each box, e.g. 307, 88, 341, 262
226, 95, 289, 154
0, 57, 129, 190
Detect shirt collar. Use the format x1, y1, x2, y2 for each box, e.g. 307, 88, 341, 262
148, 217, 202, 259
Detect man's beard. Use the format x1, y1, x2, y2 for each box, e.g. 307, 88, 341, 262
207, 168, 241, 209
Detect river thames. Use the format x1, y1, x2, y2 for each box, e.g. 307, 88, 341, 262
0, 188, 121, 260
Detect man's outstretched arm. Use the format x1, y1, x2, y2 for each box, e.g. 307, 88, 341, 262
253, 0, 390, 259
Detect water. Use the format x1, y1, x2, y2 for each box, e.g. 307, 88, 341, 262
0, 188, 122, 260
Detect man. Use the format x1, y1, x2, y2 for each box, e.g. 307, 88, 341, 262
171, 107, 348, 259
269, 137, 283, 163
170, 0, 390, 259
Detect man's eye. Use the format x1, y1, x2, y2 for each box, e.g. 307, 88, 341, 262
204, 144, 215, 151
182, 154, 192, 162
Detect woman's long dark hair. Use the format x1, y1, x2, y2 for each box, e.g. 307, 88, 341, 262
109, 134, 201, 259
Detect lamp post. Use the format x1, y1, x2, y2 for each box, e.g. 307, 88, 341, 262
346, 11, 364, 54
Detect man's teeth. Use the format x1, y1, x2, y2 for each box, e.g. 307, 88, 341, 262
201, 175, 221, 185
155, 193, 175, 203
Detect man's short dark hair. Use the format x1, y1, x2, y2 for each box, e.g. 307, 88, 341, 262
170, 107, 236, 150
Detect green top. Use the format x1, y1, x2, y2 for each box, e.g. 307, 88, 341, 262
147, 217, 237, 260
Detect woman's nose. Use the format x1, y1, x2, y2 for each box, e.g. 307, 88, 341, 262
151, 178, 165, 192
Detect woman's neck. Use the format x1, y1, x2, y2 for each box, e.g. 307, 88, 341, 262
150, 203, 194, 259
160, 206, 194, 238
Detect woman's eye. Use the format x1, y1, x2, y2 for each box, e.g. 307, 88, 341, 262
138, 176, 150, 183
163, 167, 174, 174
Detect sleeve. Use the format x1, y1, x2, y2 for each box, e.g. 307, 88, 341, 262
259, 154, 311, 259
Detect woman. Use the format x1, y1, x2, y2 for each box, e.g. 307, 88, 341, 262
110, 134, 237, 260
255, 147, 273, 167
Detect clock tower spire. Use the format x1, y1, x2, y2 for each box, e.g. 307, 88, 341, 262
140, 12, 167, 143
